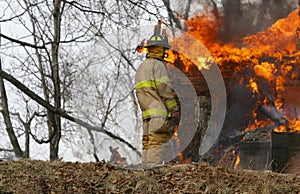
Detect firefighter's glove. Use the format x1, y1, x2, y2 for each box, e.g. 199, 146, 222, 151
172, 111, 179, 118
171, 111, 180, 126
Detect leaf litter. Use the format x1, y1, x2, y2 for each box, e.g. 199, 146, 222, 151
0, 160, 300, 193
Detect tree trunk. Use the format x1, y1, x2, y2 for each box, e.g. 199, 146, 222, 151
0, 61, 23, 158
50, 0, 62, 160
24, 123, 30, 158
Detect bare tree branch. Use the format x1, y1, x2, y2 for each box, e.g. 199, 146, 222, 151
126, 0, 160, 19
183, 0, 192, 20
0, 69, 141, 157
94, 29, 136, 71
162, 0, 183, 29
62, 0, 105, 15
0, 33, 46, 49
0, 148, 14, 152
0, 1, 44, 23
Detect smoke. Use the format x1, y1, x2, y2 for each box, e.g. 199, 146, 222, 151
218, 0, 298, 44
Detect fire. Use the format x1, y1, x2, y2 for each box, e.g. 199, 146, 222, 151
253, 62, 276, 82
274, 119, 300, 132
165, 49, 177, 64
172, 125, 180, 145
178, 152, 183, 161
179, 9, 300, 133
248, 78, 259, 94
243, 10, 300, 53
171, 125, 184, 162
245, 118, 273, 132
170, 123, 192, 163
290, 119, 300, 132
274, 125, 288, 133
197, 56, 213, 70
275, 76, 285, 109
161, 8, 299, 164
136, 47, 148, 54
185, 12, 219, 47
231, 150, 240, 170
234, 154, 240, 170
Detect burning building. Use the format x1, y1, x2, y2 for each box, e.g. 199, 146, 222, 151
166, 6, 300, 175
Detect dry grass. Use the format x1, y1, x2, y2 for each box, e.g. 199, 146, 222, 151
0, 160, 300, 193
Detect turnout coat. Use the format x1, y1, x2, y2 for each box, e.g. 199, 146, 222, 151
135, 57, 179, 120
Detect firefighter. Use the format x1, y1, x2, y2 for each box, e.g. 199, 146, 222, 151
135, 24, 180, 166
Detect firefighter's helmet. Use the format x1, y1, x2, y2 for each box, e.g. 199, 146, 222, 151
147, 34, 170, 48
135, 20, 170, 52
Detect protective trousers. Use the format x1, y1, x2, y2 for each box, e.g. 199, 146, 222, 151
142, 117, 172, 165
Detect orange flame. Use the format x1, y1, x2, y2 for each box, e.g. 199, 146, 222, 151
243, 10, 300, 53
233, 150, 240, 170
247, 78, 259, 94
274, 119, 300, 132
253, 62, 276, 82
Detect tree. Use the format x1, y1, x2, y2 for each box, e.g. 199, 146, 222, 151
0, 0, 152, 161
0, 58, 23, 158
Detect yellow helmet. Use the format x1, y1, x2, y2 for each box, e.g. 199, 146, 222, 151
135, 20, 170, 52
147, 34, 170, 48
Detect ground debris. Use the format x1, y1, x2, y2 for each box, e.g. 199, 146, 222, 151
0, 160, 300, 193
